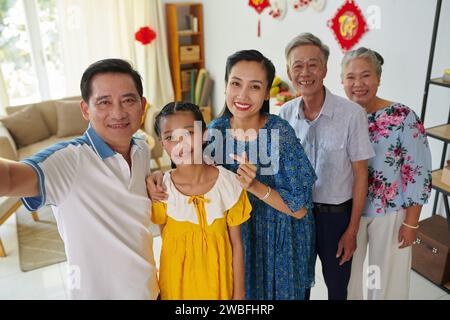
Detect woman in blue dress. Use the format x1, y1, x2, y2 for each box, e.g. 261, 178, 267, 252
206, 50, 316, 300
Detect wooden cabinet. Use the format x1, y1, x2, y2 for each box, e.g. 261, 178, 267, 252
165, 3, 205, 102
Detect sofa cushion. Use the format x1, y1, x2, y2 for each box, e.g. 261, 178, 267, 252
6, 96, 82, 135
0, 105, 51, 148
6, 101, 57, 135
55, 100, 89, 138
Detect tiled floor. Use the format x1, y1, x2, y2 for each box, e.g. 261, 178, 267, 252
1, 208, 449, 300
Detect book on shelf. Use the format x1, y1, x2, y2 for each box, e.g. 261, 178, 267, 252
182, 14, 198, 33
195, 69, 208, 105
185, 68, 214, 107
192, 17, 198, 33
189, 69, 197, 103
200, 77, 214, 107
181, 68, 196, 91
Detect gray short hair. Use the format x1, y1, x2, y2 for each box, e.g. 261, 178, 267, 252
341, 47, 384, 79
285, 33, 330, 65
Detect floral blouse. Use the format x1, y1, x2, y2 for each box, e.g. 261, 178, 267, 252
365, 103, 432, 217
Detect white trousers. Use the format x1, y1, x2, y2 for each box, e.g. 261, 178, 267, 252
347, 209, 411, 300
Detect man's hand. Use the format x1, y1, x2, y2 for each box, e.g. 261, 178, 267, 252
398, 224, 417, 249
146, 171, 167, 202
229, 152, 257, 190
336, 230, 357, 266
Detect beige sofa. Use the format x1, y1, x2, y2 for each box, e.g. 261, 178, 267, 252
0, 97, 86, 161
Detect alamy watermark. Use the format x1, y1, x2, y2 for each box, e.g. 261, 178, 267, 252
166, 121, 280, 175
367, 5, 381, 30
367, 264, 381, 290
63, 264, 81, 291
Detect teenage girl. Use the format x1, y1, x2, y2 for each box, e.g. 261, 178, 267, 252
151, 101, 252, 300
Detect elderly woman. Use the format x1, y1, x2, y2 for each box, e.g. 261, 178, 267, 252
341, 47, 432, 300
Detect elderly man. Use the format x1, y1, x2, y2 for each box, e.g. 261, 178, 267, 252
0, 59, 158, 299
279, 33, 375, 300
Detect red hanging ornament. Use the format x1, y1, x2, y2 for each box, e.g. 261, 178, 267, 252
248, 0, 270, 37
135, 26, 157, 45
327, 0, 368, 52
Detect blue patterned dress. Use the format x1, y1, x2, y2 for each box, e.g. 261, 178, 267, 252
207, 114, 317, 300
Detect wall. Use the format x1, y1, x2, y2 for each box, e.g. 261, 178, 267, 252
162, 0, 450, 218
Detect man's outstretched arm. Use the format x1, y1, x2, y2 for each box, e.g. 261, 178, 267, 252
0, 158, 39, 197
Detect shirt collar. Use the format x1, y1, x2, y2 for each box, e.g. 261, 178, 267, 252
296, 86, 334, 120
84, 124, 141, 160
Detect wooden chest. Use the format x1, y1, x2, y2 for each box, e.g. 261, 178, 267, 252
412, 215, 450, 286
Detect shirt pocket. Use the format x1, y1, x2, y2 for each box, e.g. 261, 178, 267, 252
321, 140, 345, 152
317, 135, 346, 166
320, 133, 346, 152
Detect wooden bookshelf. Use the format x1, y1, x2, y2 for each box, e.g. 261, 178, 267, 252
166, 3, 205, 101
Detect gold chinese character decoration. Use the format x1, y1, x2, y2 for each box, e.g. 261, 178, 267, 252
328, 0, 368, 52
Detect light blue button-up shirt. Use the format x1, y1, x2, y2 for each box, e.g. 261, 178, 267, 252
279, 87, 375, 204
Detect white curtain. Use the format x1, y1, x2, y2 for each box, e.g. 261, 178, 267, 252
57, 0, 174, 128
0, 69, 9, 116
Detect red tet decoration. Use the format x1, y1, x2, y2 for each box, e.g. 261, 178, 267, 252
248, 0, 270, 37
327, 0, 368, 52
135, 26, 157, 45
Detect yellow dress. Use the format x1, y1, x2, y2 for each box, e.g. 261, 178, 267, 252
151, 166, 252, 300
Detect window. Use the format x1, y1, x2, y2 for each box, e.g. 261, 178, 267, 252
0, 0, 65, 106
36, 0, 65, 99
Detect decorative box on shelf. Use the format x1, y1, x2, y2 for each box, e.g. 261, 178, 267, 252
442, 160, 450, 186
180, 45, 200, 62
